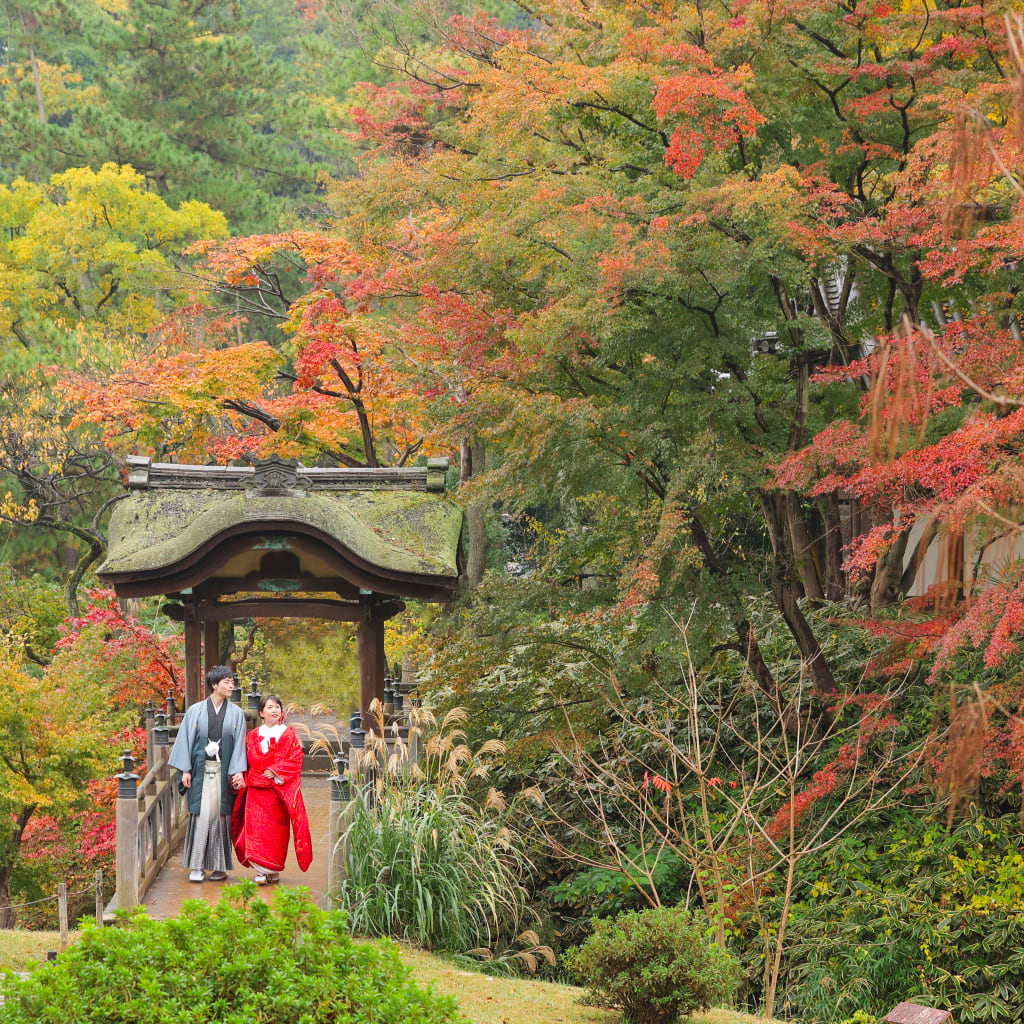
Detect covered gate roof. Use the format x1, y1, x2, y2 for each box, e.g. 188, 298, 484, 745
97, 455, 464, 601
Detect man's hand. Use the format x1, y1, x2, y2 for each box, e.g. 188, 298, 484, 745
181, 772, 192, 789
231, 772, 245, 790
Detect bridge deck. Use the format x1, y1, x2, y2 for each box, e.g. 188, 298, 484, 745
141, 775, 334, 919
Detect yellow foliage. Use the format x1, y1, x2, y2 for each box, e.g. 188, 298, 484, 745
0, 163, 226, 346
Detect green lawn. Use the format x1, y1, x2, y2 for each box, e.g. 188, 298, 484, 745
396, 944, 779, 1024
0, 930, 70, 972
1, 930, 782, 1024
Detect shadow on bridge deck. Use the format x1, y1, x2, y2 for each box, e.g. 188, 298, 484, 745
141, 775, 334, 920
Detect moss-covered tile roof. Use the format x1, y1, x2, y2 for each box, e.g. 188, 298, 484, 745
98, 488, 463, 581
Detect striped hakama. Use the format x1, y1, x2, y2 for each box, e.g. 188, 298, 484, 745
181, 761, 234, 872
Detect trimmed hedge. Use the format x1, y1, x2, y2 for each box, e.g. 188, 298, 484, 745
0, 884, 464, 1024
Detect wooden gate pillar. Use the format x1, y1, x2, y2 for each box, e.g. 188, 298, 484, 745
357, 602, 386, 734
204, 619, 220, 678
183, 599, 202, 708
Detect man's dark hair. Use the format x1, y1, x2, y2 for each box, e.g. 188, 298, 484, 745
206, 665, 235, 691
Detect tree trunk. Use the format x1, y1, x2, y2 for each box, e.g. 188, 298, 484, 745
0, 805, 37, 927
820, 495, 845, 602
764, 851, 798, 1019
761, 492, 838, 698
783, 491, 824, 601
65, 535, 103, 619
0, 862, 16, 929
28, 42, 45, 126
773, 578, 838, 697
464, 438, 488, 588
735, 619, 780, 700
869, 518, 912, 611
686, 511, 783, 702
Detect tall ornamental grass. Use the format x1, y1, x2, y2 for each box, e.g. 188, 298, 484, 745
336, 706, 542, 959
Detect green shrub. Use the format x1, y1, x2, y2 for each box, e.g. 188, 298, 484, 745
0, 884, 464, 1024
565, 906, 740, 1024
338, 709, 537, 957
783, 812, 1024, 1024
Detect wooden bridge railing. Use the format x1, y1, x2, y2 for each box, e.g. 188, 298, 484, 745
113, 705, 188, 913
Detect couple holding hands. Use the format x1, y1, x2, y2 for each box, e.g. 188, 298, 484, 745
168, 666, 312, 885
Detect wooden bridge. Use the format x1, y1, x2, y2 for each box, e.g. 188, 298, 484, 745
110, 685, 418, 918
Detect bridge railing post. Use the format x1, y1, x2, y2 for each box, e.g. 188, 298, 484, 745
327, 755, 354, 900
154, 711, 171, 848
115, 750, 140, 911
408, 694, 422, 765
348, 721, 365, 782
144, 699, 155, 772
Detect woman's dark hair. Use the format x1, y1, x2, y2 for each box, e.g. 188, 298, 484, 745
259, 694, 284, 716
206, 665, 235, 691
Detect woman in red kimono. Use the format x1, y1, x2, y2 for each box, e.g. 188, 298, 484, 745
231, 695, 312, 884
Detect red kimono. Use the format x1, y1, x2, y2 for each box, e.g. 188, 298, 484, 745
231, 726, 312, 873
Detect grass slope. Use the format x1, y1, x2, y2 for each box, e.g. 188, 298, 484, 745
0, 930, 781, 1024
397, 945, 777, 1024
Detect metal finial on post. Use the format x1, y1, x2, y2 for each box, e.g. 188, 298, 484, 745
116, 750, 138, 797
144, 698, 155, 721
230, 679, 243, 704
330, 756, 350, 802
349, 710, 361, 733
153, 710, 169, 747
247, 679, 261, 711
166, 690, 177, 725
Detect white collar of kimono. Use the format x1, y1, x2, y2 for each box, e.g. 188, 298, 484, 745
258, 722, 287, 752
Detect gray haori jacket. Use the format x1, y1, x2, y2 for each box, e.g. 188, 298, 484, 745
168, 698, 248, 817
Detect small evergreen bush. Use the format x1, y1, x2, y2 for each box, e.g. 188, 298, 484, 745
565, 906, 740, 1024
0, 884, 464, 1024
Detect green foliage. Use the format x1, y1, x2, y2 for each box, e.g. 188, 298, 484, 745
0, 884, 466, 1023
783, 812, 1024, 1024
337, 710, 537, 957
565, 906, 741, 1024
0, 569, 65, 665
242, 620, 360, 713
0, 1, 326, 232
547, 852, 690, 933
0, 640, 129, 921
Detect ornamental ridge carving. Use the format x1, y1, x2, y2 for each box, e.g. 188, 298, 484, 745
251, 456, 301, 491
125, 455, 450, 494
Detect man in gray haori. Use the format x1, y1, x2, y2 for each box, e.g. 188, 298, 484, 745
168, 665, 248, 882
